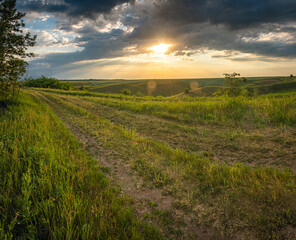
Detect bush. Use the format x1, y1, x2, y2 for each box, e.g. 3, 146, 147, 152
24, 76, 73, 90
79, 86, 88, 91
120, 88, 132, 96
135, 90, 144, 96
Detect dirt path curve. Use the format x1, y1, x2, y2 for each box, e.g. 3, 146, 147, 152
34, 91, 173, 209
31, 90, 222, 240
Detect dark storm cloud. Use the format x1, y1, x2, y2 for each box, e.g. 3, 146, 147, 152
155, 0, 296, 29
130, 0, 296, 59
183, 24, 296, 58
18, 0, 134, 19
20, 0, 296, 77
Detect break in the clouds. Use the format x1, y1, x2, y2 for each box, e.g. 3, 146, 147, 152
17, 0, 296, 78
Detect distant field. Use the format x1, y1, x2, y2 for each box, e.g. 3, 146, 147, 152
64, 76, 296, 97
64, 78, 225, 96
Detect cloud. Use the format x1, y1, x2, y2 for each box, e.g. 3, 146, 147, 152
19, 0, 296, 77
30, 27, 135, 67
155, 0, 296, 29
18, 0, 134, 19
130, 0, 296, 59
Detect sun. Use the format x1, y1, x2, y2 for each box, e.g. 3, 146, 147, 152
148, 43, 172, 54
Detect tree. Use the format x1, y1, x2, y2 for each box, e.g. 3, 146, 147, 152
223, 72, 246, 96
0, 0, 36, 98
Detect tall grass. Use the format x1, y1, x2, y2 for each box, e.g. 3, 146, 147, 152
27, 88, 160, 101
0, 93, 162, 239
80, 95, 296, 127
37, 88, 296, 126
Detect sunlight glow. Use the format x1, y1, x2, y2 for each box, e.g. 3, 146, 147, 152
148, 43, 172, 54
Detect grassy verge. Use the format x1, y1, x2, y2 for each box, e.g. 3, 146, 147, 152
35, 91, 296, 239
0, 93, 162, 239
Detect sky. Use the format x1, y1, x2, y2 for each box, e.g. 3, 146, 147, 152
17, 0, 296, 79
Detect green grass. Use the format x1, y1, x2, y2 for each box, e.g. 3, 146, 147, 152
32, 88, 296, 128
31, 90, 296, 239
66, 94, 296, 127
248, 80, 296, 95
0, 93, 162, 239
27, 88, 161, 101
46, 92, 296, 169
3, 85, 296, 239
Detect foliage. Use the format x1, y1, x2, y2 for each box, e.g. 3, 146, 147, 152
24, 76, 73, 90
0, 0, 36, 98
240, 87, 250, 96
135, 90, 144, 96
184, 88, 190, 94
79, 86, 88, 91
120, 88, 132, 95
223, 73, 247, 96
215, 73, 247, 97
0, 93, 162, 239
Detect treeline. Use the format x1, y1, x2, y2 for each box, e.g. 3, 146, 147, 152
23, 76, 73, 90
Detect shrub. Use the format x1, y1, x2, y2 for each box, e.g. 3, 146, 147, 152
79, 86, 88, 91
120, 88, 132, 96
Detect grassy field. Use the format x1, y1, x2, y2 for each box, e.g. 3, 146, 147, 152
65, 78, 225, 97
2, 77, 296, 239
7, 86, 293, 239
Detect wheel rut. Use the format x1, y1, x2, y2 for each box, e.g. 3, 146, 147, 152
30, 90, 223, 240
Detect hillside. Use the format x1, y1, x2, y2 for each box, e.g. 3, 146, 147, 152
64, 76, 296, 97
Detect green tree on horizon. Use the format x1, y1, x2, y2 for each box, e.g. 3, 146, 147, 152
223, 73, 247, 96
215, 72, 247, 97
